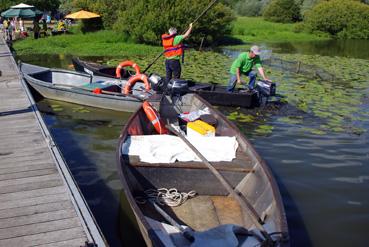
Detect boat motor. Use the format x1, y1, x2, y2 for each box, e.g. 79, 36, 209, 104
256, 80, 276, 96
167, 79, 189, 96
148, 73, 164, 92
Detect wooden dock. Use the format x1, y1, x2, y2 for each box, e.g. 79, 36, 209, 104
0, 37, 107, 246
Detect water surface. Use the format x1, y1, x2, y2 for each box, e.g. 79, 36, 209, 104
19, 39, 369, 246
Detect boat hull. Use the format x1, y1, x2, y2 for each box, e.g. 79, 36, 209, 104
116, 94, 289, 246
27, 80, 142, 112
73, 57, 261, 108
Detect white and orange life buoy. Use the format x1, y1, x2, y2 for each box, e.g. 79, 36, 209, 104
116, 60, 141, 78
123, 73, 151, 94
143, 101, 168, 135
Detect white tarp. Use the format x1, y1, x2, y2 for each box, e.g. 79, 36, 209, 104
122, 135, 238, 163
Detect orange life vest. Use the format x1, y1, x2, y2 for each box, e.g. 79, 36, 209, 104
162, 34, 183, 58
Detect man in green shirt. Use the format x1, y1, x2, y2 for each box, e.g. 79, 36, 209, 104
162, 23, 193, 84
227, 45, 271, 92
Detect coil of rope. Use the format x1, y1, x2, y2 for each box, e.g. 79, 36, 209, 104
135, 188, 197, 207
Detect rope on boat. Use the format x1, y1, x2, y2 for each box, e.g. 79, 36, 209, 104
135, 188, 197, 207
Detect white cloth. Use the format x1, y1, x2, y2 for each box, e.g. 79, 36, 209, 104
122, 135, 238, 163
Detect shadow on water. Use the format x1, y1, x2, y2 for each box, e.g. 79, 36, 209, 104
36, 99, 145, 247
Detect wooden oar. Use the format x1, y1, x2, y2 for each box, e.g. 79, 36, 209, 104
165, 124, 273, 242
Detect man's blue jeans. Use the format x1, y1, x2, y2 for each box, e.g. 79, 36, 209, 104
226, 71, 257, 92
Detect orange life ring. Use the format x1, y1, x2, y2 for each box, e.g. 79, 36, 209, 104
143, 101, 168, 135
116, 60, 141, 78
123, 73, 151, 94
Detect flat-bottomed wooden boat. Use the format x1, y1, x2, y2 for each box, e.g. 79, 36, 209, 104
116, 93, 289, 246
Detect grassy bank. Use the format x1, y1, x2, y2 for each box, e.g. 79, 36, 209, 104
231, 17, 329, 43
13, 30, 162, 57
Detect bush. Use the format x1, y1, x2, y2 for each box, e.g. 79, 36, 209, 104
235, 0, 264, 17
112, 0, 235, 46
263, 0, 301, 23
304, 0, 369, 39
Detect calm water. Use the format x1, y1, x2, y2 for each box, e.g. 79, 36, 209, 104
18, 40, 369, 247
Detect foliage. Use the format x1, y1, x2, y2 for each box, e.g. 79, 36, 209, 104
0, 0, 60, 12
112, 0, 235, 46
263, 0, 301, 23
230, 16, 327, 43
235, 0, 266, 17
304, 0, 369, 39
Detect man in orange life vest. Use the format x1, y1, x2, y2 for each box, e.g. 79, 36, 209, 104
162, 23, 193, 85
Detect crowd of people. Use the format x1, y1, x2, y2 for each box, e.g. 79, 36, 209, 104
0, 16, 27, 41
0, 15, 69, 41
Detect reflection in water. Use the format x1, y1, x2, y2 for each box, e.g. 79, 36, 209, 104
37, 99, 145, 247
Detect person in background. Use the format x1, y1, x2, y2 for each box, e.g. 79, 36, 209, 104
226, 45, 271, 92
33, 19, 40, 39
162, 23, 193, 85
19, 18, 24, 32
42, 19, 47, 33
7, 22, 13, 41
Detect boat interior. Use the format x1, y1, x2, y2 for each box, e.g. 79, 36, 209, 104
27, 69, 152, 96
119, 94, 285, 243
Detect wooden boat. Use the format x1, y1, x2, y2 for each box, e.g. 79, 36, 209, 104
72, 57, 276, 108
116, 93, 289, 246
20, 62, 153, 112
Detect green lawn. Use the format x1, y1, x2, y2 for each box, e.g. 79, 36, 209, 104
231, 16, 329, 43
13, 30, 162, 57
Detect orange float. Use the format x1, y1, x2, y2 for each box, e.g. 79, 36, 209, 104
142, 101, 168, 135
116, 60, 141, 78
123, 74, 151, 94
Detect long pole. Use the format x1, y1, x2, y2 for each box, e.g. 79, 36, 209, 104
142, 0, 218, 74
165, 124, 273, 243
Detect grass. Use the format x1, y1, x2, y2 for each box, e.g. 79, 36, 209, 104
231, 16, 329, 43
13, 30, 162, 57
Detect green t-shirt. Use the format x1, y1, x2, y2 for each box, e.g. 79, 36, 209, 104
166, 35, 184, 60
230, 52, 262, 75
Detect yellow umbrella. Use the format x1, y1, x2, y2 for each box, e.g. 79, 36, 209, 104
65, 10, 100, 19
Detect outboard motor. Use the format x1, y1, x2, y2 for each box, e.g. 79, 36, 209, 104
166, 79, 189, 96
256, 80, 276, 96
148, 73, 164, 92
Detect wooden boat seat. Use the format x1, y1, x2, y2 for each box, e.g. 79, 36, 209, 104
127, 148, 254, 173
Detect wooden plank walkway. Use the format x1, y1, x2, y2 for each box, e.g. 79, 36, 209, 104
0, 37, 107, 246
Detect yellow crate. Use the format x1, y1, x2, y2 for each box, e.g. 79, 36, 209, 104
187, 120, 215, 137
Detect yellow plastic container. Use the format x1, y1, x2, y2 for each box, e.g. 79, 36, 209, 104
187, 120, 215, 137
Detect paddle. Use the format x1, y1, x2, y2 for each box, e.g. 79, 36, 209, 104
165, 124, 273, 243
141, 0, 219, 74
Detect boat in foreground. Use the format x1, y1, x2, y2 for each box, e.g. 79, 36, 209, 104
20, 62, 153, 112
73, 57, 277, 108
116, 93, 289, 246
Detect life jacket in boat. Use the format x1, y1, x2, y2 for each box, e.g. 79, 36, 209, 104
161, 34, 183, 58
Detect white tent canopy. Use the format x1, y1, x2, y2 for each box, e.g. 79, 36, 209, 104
11, 3, 34, 9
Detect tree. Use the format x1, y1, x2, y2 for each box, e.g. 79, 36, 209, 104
263, 0, 301, 23
113, 0, 235, 46
0, 0, 60, 12
235, 0, 270, 16
304, 0, 369, 39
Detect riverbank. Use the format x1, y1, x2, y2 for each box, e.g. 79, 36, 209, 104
231, 17, 329, 43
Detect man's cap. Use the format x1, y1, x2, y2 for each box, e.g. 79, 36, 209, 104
168, 27, 177, 35
250, 45, 261, 55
